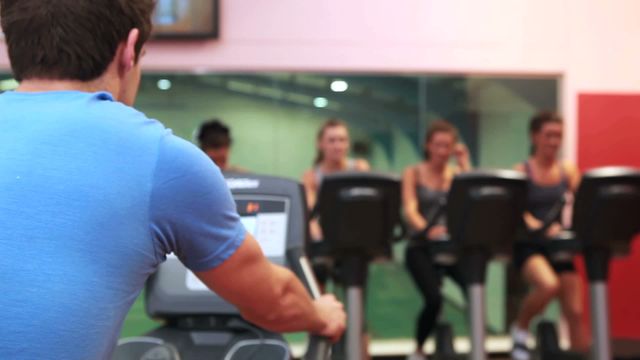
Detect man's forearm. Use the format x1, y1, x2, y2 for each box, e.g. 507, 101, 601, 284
239, 264, 325, 334
196, 235, 331, 335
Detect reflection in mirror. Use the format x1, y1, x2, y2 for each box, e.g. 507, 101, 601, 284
133, 72, 558, 339
134, 73, 557, 179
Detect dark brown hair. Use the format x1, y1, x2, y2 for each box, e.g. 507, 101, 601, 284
313, 118, 348, 165
197, 119, 232, 150
0, 0, 155, 82
529, 111, 563, 154
423, 119, 459, 160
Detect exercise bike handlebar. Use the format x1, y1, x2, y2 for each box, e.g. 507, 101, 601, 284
287, 249, 332, 360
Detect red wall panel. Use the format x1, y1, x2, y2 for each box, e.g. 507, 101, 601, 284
577, 93, 640, 339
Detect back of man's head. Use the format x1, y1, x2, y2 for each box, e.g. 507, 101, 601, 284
197, 120, 232, 150
0, 0, 155, 82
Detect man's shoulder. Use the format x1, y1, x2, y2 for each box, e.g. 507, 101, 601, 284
154, 131, 220, 181
84, 93, 172, 144
89, 93, 158, 125
93, 99, 208, 174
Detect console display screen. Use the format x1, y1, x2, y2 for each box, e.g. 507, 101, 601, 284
186, 196, 289, 291
236, 198, 288, 258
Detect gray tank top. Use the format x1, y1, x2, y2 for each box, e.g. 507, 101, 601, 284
417, 185, 448, 226
414, 166, 448, 237
314, 158, 357, 186
524, 161, 569, 222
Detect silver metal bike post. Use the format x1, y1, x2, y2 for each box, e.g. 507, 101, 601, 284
468, 283, 486, 360
590, 281, 612, 360
346, 286, 364, 360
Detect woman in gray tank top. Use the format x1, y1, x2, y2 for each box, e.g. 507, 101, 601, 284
401, 120, 470, 360
302, 119, 370, 244
510, 112, 588, 360
301, 119, 371, 357
302, 119, 370, 285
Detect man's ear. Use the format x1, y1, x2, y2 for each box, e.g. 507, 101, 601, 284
118, 29, 140, 77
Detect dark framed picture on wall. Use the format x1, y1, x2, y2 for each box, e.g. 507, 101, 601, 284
152, 0, 219, 39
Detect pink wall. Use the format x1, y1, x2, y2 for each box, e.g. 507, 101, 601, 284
0, 0, 593, 74
2, 0, 640, 157
114, 1, 570, 74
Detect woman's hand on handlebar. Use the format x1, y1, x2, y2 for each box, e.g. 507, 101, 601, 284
427, 225, 448, 240
524, 212, 544, 231
545, 222, 563, 238
313, 294, 347, 343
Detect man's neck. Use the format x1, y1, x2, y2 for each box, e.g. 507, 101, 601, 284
17, 77, 115, 96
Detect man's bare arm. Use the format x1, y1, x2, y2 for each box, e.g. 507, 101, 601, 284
195, 234, 345, 340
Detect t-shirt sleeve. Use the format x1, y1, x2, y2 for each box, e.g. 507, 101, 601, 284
149, 132, 246, 272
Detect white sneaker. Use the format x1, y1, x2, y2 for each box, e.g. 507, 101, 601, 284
406, 352, 427, 360
511, 345, 530, 360
510, 325, 531, 360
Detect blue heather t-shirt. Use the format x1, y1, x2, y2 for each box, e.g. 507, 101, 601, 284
0, 91, 246, 359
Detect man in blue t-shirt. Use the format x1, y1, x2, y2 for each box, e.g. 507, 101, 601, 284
0, 1, 345, 359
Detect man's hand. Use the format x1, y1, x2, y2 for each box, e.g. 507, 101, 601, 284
313, 294, 346, 343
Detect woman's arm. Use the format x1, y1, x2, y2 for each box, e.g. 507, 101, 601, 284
560, 161, 582, 231
302, 170, 317, 211
453, 143, 472, 173
402, 166, 428, 232
302, 170, 323, 241
563, 161, 582, 193
513, 162, 544, 230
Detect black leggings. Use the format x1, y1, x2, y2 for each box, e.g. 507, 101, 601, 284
405, 244, 466, 348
